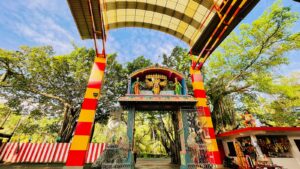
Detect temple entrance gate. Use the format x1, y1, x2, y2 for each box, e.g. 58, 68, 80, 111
65, 0, 259, 168
117, 66, 213, 169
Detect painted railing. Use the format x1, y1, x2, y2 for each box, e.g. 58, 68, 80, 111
0, 142, 106, 163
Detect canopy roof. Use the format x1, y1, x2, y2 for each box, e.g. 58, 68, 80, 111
67, 0, 258, 55
216, 127, 300, 138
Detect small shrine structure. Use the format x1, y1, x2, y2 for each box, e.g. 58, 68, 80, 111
117, 65, 212, 169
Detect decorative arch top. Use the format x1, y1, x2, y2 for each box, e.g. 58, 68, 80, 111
67, 0, 259, 55
129, 65, 185, 82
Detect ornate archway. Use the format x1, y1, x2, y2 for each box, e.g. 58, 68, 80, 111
64, 0, 259, 168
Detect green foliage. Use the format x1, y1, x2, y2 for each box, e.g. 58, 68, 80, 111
126, 56, 152, 73
0, 104, 60, 143
204, 1, 300, 130
0, 46, 153, 142
0, 46, 96, 141
161, 46, 193, 94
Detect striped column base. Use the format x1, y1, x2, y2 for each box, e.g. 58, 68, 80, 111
65, 55, 106, 168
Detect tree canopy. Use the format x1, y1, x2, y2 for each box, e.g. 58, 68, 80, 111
204, 1, 300, 130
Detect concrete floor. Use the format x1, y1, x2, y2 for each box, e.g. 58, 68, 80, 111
135, 158, 179, 169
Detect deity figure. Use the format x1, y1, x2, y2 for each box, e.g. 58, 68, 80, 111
174, 77, 182, 95
187, 132, 200, 163
132, 77, 141, 94
145, 74, 167, 94
242, 111, 256, 127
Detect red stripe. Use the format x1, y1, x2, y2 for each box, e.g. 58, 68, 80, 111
5, 143, 17, 161
0, 143, 9, 161
95, 144, 101, 161
93, 143, 99, 162
11, 143, 21, 162
32, 144, 41, 162
86, 143, 92, 163
196, 106, 211, 116
0, 143, 6, 155
74, 122, 93, 136
98, 144, 102, 160
217, 127, 300, 137
91, 143, 98, 163
207, 151, 222, 164
49, 143, 59, 162
29, 144, 37, 162
45, 144, 53, 163
95, 62, 106, 71
22, 143, 32, 162
81, 98, 98, 110
193, 90, 206, 98
3, 143, 13, 161
96, 53, 105, 58
16, 143, 27, 162
89, 143, 95, 163
51, 144, 59, 162
66, 150, 87, 166
36, 143, 46, 162
217, 26, 227, 39
56, 144, 64, 162
60, 143, 68, 162
207, 128, 216, 139
64, 144, 71, 162
87, 81, 102, 89
41, 144, 50, 163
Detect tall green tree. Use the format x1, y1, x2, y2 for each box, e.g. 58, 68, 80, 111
0, 46, 95, 142
0, 47, 153, 142
204, 1, 300, 130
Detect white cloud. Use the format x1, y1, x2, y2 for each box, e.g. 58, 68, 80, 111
0, 0, 82, 54
107, 28, 188, 64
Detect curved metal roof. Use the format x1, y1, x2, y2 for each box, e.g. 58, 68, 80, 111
67, 0, 258, 55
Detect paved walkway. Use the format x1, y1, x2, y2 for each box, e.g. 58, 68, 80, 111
135, 158, 179, 169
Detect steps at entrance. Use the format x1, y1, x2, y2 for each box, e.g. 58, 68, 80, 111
135, 158, 179, 169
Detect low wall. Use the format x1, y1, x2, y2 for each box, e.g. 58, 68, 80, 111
0, 142, 106, 163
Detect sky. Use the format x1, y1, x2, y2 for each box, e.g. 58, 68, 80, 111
0, 0, 299, 75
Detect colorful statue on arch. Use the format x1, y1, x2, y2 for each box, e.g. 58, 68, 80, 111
130, 65, 187, 95
242, 111, 256, 127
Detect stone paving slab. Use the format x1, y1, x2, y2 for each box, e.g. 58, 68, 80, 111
135, 158, 179, 169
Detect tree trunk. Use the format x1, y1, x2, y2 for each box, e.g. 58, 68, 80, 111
59, 107, 80, 142
170, 112, 181, 164
156, 112, 181, 164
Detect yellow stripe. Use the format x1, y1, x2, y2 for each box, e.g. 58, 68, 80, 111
84, 88, 101, 99
89, 69, 104, 82
94, 57, 106, 63
70, 135, 90, 150
196, 98, 207, 107
78, 109, 95, 122
205, 139, 219, 151
192, 82, 204, 90
198, 116, 213, 128
189, 68, 201, 75
184, 0, 199, 17
176, 21, 188, 35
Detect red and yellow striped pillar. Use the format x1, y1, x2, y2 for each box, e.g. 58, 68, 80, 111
65, 54, 106, 168
190, 64, 222, 166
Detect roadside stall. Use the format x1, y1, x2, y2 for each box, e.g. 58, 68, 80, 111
217, 127, 300, 169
